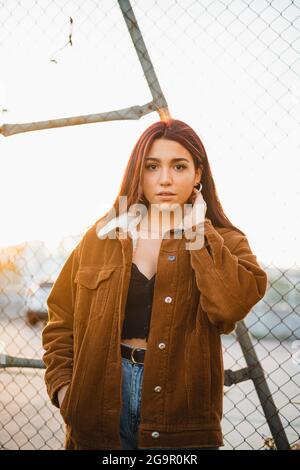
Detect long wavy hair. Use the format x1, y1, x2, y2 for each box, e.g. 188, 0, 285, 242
96, 118, 245, 236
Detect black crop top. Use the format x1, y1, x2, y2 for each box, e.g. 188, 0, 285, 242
121, 263, 156, 340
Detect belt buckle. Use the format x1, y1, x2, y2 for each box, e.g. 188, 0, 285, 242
131, 347, 143, 364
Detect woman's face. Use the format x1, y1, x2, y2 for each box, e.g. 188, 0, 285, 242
141, 138, 202, 210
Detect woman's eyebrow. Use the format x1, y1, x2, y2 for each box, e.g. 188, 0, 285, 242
145, 157, 190, 162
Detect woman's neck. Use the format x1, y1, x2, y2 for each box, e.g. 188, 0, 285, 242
137, 206, 183, 238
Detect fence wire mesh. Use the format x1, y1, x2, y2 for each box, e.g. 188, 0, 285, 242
0, 0, 299, 450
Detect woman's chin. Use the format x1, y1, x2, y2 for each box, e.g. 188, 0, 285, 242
157, 201, 180, 211
148, 199, 182, 212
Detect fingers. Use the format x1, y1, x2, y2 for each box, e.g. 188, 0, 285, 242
194, 191, 206, 205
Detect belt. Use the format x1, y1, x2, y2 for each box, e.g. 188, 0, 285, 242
120, 343, 146, 364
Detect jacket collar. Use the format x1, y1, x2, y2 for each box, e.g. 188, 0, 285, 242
97, 211, 140, 238
96, 211, 185, 250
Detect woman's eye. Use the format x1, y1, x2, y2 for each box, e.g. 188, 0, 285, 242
146, 164, 187, 171
146, 164, 157, 170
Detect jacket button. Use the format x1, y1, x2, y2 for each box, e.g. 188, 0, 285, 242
168, 255, 176, 261
151, 431, 160, 439
165, 296, 172, 303
154, 386, 162, 392
158, 342, 166, 349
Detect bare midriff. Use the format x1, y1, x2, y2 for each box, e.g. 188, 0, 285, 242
121, 338, 148, 350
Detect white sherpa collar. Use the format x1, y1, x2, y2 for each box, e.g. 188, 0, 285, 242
96, 210, 185, 251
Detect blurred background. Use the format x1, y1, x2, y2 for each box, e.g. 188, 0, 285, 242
0, 0, 299, 450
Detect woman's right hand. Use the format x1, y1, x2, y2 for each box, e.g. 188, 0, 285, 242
57, 384, 69, 408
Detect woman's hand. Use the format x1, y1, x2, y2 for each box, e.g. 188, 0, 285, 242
183, 190, 207, 231
57, 384, 69, 408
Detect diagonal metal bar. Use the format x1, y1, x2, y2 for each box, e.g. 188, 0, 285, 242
118, 0, 170, 120
0, 0, 170, 138
234, 320, 290, 450
0, 102, 155, 137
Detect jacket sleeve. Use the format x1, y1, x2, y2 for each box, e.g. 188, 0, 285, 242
42, 244, 80, 408
189, 219, 268, 335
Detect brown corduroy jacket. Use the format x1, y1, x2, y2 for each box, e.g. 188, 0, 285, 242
42, 214, 268, 450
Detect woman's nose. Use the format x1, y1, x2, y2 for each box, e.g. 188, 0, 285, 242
158, 168, 172, 184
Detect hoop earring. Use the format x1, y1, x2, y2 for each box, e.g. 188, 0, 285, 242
193, 182, 202, 194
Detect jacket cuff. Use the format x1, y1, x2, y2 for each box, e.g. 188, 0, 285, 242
183, 218, 220, 252
48, 374, 72, 409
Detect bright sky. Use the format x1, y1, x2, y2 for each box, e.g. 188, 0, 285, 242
0, 0, 299, 268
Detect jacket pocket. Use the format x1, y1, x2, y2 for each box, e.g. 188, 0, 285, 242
59, 381, 72, 424
74, 267, 115, 323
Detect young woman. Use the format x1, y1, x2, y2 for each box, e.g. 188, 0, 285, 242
42, 118, 267, 450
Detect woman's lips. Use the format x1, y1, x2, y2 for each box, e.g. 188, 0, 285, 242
157, 194, 176, 199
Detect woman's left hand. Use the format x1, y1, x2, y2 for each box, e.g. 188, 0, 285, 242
183, 190, 207, 231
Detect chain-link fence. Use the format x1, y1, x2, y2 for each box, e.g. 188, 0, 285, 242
0, 0, 299, 450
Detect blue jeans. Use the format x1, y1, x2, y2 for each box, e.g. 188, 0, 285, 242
119, 355, 219, 450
